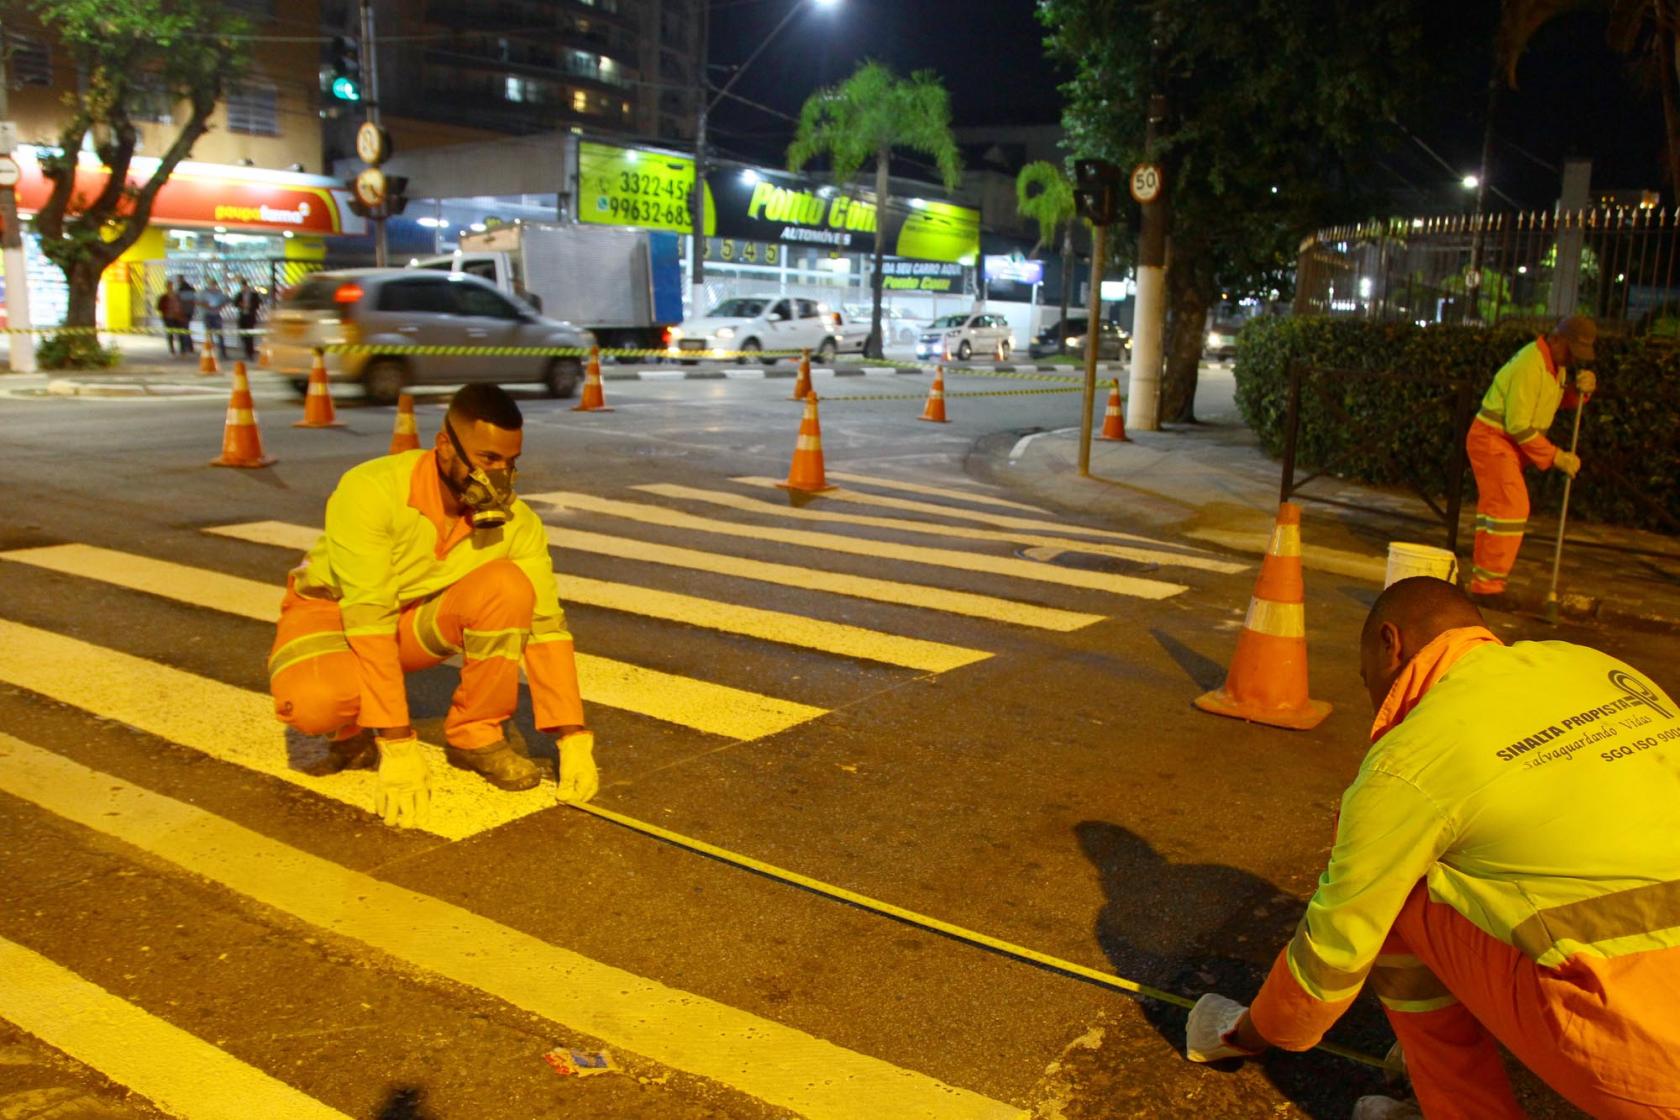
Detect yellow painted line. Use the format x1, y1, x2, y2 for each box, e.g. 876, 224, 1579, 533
0, 934, 352, 1120
0, 735, 1026, 1120
526, 491, 1188, 601
1184, 528, 1390, 583
638, 483, 1248, 576
208, 520, 1104, 633
823, 470, 1051, 513
2, 544, 824, 742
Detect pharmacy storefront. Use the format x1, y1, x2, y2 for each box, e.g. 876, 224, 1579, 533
574, 140, 980, 328
1, 147, 365, 330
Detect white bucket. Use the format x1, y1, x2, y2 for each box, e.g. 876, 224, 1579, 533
1385, 542, 1460, 587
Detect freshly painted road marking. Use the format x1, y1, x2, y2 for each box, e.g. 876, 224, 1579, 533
208, 522, 1104, 632
0, 736, 1025, 1120
0, 545, 826, 743
0, 935, 352, 1120
637, 484, 1248, 575
525, 491, 1188, 601
1185, 528, 1389, 582
823, 471, 1049, 513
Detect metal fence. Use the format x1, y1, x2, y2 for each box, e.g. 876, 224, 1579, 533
1294, 206, 1680, 332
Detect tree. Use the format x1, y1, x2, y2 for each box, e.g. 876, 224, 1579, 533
1015, 160, 1078, 338
788, 62, 961, 359
28, 0, 250, 333
1039, 0, 1479, 422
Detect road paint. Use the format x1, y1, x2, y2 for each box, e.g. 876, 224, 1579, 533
525, 491, 1188, 601
0, 934, 352, 1120
208, 519, 1103, 633
638, 484, 1248, 576
0, 545, 826, 744
823, 471, 1049, 512
0, 736, 1026, 1120
1007, 432, 1052, 463
1184, 528, 1390, 583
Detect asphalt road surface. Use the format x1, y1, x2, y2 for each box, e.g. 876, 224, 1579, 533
1, 365, 1667, 1119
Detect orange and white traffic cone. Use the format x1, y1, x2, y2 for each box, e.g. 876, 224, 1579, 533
294, 349, 345, 428
572, 345, 613, 412
790, 348, 813, 400
1193, 502, 1331, 730
259, 338, 272, 368
199, 334, 220, 376
1099, 379, 1129, 441
919, 365, 949, 423
389, 392, 421, 453
776, 393, 836, 494
211, 364, 276, 469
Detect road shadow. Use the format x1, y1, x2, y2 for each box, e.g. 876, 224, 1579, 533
374, 1085, 437, 1120
1149, 627, 1228, 693
1074, 820, 1393, 1118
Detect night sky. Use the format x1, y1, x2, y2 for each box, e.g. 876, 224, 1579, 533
704, 1, 1667, 213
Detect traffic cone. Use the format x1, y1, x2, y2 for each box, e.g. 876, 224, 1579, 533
919, 365, 949, 423
199, 334, 220, 375
790, 348, 813, 400
294, 349, 345, 428
211, 364, 276, 469
572, 345, 613, 412
1099, 379, 1129, 441
776, 393, 836, 494
389, 392, 421, 453
259, 339, 272, 368
1193, 502, 1331, 730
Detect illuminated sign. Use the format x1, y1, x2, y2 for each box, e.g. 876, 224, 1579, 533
881, 260, 965, 293
985, 256, 1044, 285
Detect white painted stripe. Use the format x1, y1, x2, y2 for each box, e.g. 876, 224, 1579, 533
0, 933, 352, 1120
1243, 598, 1305, 639
723, 369, 767, 380
207, 519, 1104, 632
636, 369, 687, 380
526, 491, 1187, 600
635, 484, 1247, 575
821, 472, 1049, 513
0, 545, 825, 744
0, 736, 1024, 1120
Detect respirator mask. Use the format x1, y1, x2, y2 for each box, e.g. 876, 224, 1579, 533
441, 418, 517, 529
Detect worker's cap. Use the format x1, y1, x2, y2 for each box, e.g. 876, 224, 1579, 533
1554, 315, 1596, 362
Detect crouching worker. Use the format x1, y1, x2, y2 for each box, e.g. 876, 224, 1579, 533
269, 383, 598, 828
1184, 577, 1680, 1119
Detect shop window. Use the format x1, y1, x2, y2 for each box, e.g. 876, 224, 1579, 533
506, 76, 529, 103
132, 75, 174, 124
226, 80, 279, 136
572, 89, 589, 113
8, 34, 51, 88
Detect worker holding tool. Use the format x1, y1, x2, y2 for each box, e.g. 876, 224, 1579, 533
1464, 315, 1597, 597
1184, 577, 1680, 1119
267, 383, 598, 828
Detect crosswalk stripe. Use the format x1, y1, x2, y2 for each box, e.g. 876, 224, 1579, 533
637, 483, 1249, 575
209, 520, 1105, 633
0, 934, 352, 1120
0, 545, 826, 744
823, 471, 1050, 513
526, 491, 1189, 601
0, 735, 1025, 1120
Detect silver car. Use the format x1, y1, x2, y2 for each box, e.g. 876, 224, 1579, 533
269, 269, 594, 404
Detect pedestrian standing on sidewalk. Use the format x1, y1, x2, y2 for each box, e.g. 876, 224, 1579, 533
1463, 315, 1598, 598
175, 276, 197, 359
201, 279, 229, 360
157, 279, 183, 356
234, 279, 263, 360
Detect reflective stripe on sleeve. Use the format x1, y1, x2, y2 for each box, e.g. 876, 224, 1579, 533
1285, 927, 1371, 1003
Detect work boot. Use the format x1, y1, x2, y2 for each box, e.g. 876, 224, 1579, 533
445, 739, 541, 791
1351, 1097, 1421, 1120
302, 728, 378, 776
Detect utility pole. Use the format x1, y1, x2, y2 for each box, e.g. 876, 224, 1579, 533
0, 24, 37, 373
1077, 221, 1107, 476
688, 0, 710, 317
1127, 93, 1168, 432
359, 0, 386, 267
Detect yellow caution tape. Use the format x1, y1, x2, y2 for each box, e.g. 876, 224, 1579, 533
568, 800, 1393, 1072
2, 325, 268, 337
821, 386, 1088, 404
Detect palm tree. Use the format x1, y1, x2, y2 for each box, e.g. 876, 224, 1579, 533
789, 62, 962, 359
1015, 161, 1078, 347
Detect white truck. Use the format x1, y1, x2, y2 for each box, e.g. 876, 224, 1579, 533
412, 222, 683, 352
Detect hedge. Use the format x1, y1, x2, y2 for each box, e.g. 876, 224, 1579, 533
1232, 318, 1680, 535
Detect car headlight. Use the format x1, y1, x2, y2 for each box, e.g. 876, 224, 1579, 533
1065, 336, 1080, 346
715, 326, 736, 340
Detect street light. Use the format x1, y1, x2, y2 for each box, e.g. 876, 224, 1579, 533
1461, 174, 1480, 190
689, 0, 841, 315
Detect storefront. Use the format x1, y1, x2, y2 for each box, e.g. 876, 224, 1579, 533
2, 146, 366, 330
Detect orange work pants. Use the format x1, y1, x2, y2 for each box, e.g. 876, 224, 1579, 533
1465, 421, 1529, 594
1376, 882, 1680, 1119
269, 559, 535, 751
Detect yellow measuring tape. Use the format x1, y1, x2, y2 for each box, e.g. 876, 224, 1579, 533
568, 800, 1392, 1072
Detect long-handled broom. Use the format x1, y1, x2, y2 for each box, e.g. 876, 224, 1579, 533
1543, 394, 1589, 625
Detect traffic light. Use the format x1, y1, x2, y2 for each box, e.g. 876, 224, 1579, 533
1074, 159, 1122, 226
329, 35, 361, 102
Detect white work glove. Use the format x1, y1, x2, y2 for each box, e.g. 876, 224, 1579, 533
1185, 993, 1262, 1063
374, 735, 431, 829
557, 730, 599, 804
1554, 450, 1582, 477
1575, 369, 1597, 396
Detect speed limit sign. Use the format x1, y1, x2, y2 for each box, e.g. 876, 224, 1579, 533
1130, 162, 1163, 204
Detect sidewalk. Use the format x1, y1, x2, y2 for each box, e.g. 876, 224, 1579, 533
980, 365, 1680, 634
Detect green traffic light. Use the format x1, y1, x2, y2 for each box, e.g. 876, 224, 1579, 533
331, 76, 361, 102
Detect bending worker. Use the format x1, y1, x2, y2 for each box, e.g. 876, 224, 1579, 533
268, 383, 598, 828
1465, 314, 1597, 597
1185, 577, 1680, 1119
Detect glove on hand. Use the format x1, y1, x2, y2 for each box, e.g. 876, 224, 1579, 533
374, 735, 431, 829
557, 730, 599, 804
1554, 450, 1582, 477
1186, 993, 1262, 1063
1575, 369, 1597, 396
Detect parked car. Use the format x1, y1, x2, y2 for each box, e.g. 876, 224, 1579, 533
268, 269, 594, 404
915, 312, 1015, 361
1028, 317, 1130, 360
668, 295, 839, 364
1204, 313, 1246, 359
843, 302, 926, 345
830, 309, 871, 355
